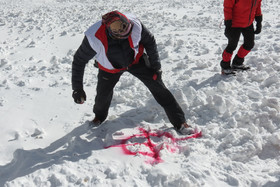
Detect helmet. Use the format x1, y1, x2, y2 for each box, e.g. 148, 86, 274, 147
102, 10, 132, 39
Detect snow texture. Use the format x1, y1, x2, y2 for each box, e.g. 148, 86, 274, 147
0, 0, 280, 186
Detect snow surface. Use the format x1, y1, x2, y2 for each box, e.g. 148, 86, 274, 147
0, 0, 280, 186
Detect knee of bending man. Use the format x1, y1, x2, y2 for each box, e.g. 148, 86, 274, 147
226, 44, 238, 54
243, 41, 255, 51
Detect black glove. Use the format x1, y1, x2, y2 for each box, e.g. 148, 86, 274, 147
224, 20, 232, 38
72, 89, 86, 104
152, 69, 162, 80
254, 15, 262, 34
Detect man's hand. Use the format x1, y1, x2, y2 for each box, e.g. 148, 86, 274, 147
72, 89, 86, 104
153, 69, 162, 80
254, 15, 263, 34
224, 20, 232, 38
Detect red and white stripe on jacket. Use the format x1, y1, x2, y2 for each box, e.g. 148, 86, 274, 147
85, 13, 144, 73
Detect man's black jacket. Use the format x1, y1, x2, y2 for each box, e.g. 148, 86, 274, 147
72, 23, 161, 90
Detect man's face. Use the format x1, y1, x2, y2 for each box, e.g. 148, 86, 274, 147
108, 20, 131, 39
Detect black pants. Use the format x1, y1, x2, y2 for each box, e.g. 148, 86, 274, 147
225, 24, 255, 53
93, 58, 185, 129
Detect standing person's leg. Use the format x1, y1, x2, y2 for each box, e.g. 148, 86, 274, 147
93, 69, 122, 123
232, 25, 255, 68
129, 60, 186, 130
221, 28, 242, 71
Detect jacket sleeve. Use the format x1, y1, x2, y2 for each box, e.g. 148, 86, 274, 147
255, 0, 262, 17
72, 36, 96, 90
224, 0, 235, 20
140, 23, 161, 71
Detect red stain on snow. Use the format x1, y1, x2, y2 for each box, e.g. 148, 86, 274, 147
105, 127, 202, 165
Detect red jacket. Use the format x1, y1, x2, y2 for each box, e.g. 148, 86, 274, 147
224, 0, 262, 28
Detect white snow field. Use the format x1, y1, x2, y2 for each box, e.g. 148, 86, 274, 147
0, 0, 279, 186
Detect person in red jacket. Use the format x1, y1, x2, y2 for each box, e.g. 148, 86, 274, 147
220, 0, 263, 75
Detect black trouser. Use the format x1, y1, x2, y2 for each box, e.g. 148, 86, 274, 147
93, 58, 186, 129
225, 24, 255, 53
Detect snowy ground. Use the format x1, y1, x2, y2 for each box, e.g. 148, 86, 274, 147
0, 0, 280, 186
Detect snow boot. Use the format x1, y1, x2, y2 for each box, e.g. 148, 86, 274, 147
91, 117, 102, 126
177, 122, 195, 135
232, 55, 250, 70
220, 60, 235, 75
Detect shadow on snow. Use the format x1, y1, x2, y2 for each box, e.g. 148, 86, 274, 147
0, 110, 147, 186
